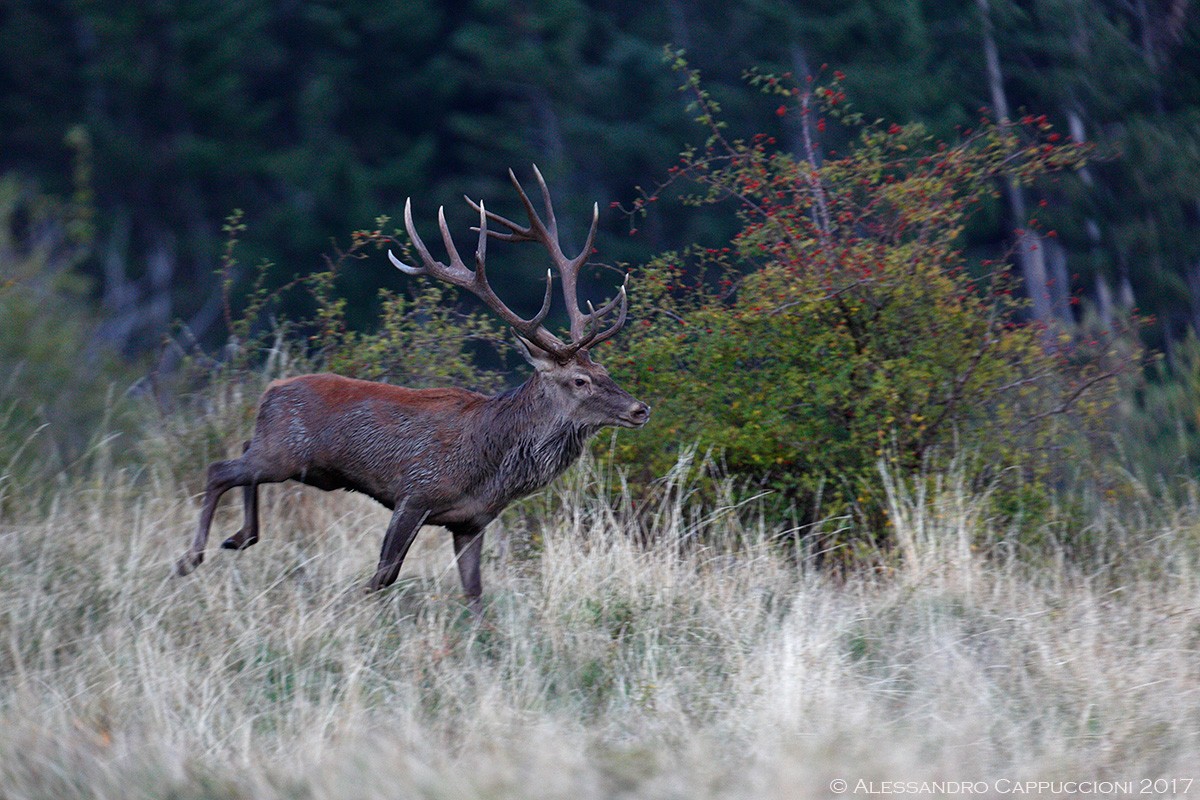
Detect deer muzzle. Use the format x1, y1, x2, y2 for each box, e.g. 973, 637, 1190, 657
620, 401, 651, 428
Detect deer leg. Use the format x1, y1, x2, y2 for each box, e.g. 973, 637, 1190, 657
222, 442, 260, 551
176, 457, 259, 576
367, 502, 429, 592
220, 484, 259, 550
450, 525, 486, 616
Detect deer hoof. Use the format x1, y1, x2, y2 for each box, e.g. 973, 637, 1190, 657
221, 530, 258, 550
175, 552, 202, 576
364, 572, 394, 594
466, 596, 484, 619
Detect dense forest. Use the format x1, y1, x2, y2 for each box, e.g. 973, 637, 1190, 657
2, 0, 1198, 357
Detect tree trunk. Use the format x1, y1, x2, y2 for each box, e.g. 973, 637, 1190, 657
977, 0, 1061, 335
665, 0, 692, 52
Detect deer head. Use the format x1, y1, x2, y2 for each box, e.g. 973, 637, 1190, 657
388, 166, 648, 430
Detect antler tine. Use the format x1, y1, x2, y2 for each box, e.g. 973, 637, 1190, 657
437, 206, 470, 276
529, 164, 558, 241
558, 201, 604, 342
468, 199, 554, 332
501, 170, 611, 347
464, 193, 534, 243
461, 167, 550, 245
586, 280, 626, 327
389, 198, 430, 276
575, 202, 599, 267
387, 248, 420, 275
570, 282, 628, 352
497, 166, 553, 246
529, 269, 555, 329
473, 198, 487, 271
562, 202, 602, 339
479, 270, 563, 356
465, 167, 596, 346
465, 168, 590, 261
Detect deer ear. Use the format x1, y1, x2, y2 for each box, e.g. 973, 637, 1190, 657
513, 334, 559, 372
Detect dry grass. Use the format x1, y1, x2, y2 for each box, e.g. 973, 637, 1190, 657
2, 457, 1199, 799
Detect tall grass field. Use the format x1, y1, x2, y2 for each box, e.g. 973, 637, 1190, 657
2, 449, 1200, 798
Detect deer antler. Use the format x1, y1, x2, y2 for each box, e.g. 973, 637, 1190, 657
389, 197, 562, 356
464, 166, 628, 354
391, 167, 627, 361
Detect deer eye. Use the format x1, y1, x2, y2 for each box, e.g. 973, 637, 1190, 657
573, 377, 589, 388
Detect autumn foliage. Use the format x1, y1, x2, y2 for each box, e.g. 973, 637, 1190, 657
605, 57, 1124, 530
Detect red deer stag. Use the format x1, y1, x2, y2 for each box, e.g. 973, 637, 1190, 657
175, 167, 649, 614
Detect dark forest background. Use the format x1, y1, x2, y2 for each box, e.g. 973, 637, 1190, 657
3, 0, 1198, 358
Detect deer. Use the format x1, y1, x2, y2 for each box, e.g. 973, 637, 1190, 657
175, 167, 650, 615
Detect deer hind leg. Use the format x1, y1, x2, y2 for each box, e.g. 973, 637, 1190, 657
222, 442, 260, 551
219, 484, 259, 550
176, 448, 285, 576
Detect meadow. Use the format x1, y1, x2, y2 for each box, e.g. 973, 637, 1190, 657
2, 447, 1199, 799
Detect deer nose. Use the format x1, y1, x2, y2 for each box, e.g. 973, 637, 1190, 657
627, 401, 651, 426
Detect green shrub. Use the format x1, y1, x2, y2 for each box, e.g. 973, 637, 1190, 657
603, 59, 1127, 536
0, 175, 134, 516
321, 280, 509, 394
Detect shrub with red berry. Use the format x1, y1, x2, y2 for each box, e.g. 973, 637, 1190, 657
605, 54, 1129, 544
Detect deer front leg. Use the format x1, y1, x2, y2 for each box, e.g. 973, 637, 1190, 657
367, 501, 429, 591
450, 525, 486, 616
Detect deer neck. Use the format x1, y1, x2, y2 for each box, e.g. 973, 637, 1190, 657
478, 375, 595, 503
